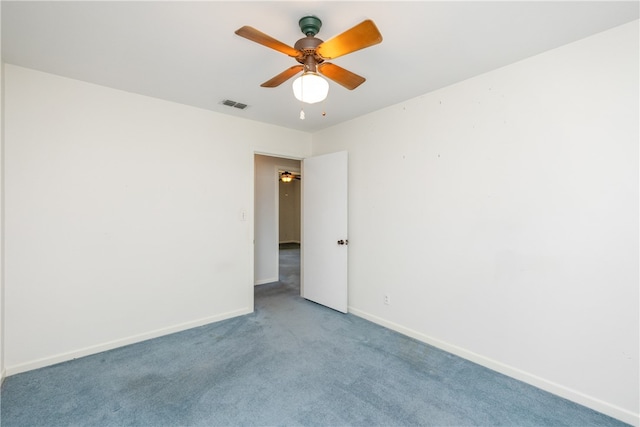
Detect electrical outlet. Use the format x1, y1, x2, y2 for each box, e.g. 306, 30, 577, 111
384, 294, 390, 305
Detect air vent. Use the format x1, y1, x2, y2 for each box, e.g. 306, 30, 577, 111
222, 99, 248, 110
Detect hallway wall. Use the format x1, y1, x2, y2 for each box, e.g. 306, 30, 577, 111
0, 4, 5, 383
279, 178, 301, 244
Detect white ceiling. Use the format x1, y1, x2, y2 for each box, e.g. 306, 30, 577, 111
2, 1, 638, 132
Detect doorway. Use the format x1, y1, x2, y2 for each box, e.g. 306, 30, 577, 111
254, 151, 348, 313
278, 169, 301, 247
254, 154, 301, 287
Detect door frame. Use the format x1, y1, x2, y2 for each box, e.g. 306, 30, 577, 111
252, 151, 304, 309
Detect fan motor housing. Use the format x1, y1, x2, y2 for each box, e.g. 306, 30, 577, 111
294, 36, 322, 52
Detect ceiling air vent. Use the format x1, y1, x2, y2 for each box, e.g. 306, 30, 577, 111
222, 99, 248, 109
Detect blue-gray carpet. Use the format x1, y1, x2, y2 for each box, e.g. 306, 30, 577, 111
0, 246, 629, 426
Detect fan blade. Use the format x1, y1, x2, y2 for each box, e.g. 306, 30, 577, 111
261, 65, 304, 87
316, 20, 382, 60
235, 26, 300, 57
318, 63, 366, 90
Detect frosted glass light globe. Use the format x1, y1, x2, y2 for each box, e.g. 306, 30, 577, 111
292, 72, 329, 104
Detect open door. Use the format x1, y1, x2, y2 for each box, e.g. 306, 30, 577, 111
301, 151, 348, 313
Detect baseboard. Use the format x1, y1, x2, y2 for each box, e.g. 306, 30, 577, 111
279, 240, 301, 244
5, 307, 252, 377
348, 307, 639, 427
255, 277, 278, 286
1, 367, 6, 386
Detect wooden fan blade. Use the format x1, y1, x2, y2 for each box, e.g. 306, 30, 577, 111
318, 63, 365, 90
235, 26, 300, 57
261, 65, 304, 87
316, 20, 382, 60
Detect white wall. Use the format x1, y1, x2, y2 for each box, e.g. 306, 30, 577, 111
0, 2, 5, 384
3, 64, 311, 374
313, 21, 639, 425
254, 154, 301, 285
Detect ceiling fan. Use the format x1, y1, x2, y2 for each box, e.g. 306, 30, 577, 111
280, 171, 301, 183
235, 16, 383, 104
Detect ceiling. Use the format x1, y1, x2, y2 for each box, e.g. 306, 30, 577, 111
2, 1, 638, 132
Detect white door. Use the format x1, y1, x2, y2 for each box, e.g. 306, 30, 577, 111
301, 151, 348, 313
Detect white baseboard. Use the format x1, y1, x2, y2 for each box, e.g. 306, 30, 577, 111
5, 307, 252, 377
255, 277, 278, 286
1, 367, 6, 386
348, 306, 639, 427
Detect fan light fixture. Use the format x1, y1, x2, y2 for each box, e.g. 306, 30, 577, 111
292, 72, 329, 104
281, 171, 294, 183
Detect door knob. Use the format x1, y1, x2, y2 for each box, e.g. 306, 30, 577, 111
337, 239, 348, 245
